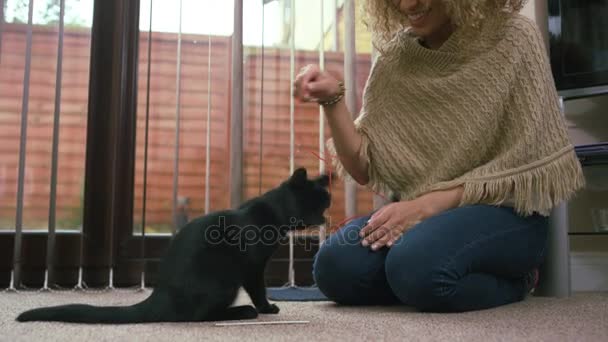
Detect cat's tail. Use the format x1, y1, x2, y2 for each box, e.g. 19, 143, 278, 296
16, 295, 160, 324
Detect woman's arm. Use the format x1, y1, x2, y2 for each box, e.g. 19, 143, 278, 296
323, 100, 369, 185
293, 64, 369, 185
415, 186, 464, 218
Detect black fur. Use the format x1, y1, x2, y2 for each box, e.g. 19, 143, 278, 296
16, 168, 331, 324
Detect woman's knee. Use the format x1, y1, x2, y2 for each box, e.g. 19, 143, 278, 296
384, 236, 449, 311
312, 215, 394, 304
312, 218, 366, 297
313, 247, 362, 303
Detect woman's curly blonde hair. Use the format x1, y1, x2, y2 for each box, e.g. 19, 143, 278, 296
361, 0, 528, 45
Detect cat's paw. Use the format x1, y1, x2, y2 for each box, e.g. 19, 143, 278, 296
258, 303, 280, 314
239, 306, 259, 319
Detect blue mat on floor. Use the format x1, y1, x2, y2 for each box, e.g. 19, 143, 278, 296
267, 286, 329, 301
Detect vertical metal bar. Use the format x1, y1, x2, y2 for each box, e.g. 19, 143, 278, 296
318, 0, 326, 245
139, 0, 154, 291
75, 211, 85, 289
318, 0, 325, 175
11, 0, 35, 291
73, 266, 84, 290
332, 0, 338, 51
0, 0, 4, 64
106, 265, 114, 290
230, 0, 244, 208
75, 203, 85, 290
75, 197, 86, 289
108, 69, 119, 292
343, 0, 357, 218
204, 20, 212, 214
172, 0, 183, 234
43, 0, 66, 291
288, 0, 295, 175
258, 0, 265, 195
287, 0, 296, 288
288, 231, 295, 287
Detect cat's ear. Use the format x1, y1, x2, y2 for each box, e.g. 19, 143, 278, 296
289, 167, 308, 187
315, 174, 330, 188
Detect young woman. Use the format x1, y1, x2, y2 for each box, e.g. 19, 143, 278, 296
292, 0, 584, 312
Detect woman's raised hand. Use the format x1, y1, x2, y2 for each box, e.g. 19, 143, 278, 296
293, 64, 343, 104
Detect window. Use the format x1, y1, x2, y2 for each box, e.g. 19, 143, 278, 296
0, 0, 93, 232
133, 0, 375, 235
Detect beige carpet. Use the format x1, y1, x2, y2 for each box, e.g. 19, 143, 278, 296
1, 289, 607, 342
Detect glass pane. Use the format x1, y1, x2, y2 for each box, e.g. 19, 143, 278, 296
132, 0, 374, 234
243, 0, 294, 202
134, 0, 232, 235
56, 1, 92, 231
0, 0, 92, 231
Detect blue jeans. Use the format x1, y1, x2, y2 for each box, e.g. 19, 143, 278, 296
312, 205, 549, 312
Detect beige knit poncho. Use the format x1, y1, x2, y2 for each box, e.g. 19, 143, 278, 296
327, 14, 585, 216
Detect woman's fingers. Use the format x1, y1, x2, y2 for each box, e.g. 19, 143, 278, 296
294, 65, 320, 101
386, 234, 401, 248
369, 206, 387, 222
293, 64, 343, 103
362, 225, 390, 248
364, 222, 405, 251
372, 228, 401, 250
307, 78, 337, 100
358, 201, 425, 250
359, 210, 387, 239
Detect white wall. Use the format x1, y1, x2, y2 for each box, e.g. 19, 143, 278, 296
521, 0, 536, 20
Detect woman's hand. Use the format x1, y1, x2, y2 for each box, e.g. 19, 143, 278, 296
359, 200, 429, 251
293, 64, 342, 104
360, 186, 464, 250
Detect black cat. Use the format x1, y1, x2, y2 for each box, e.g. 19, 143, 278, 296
17, 168, 330, 324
